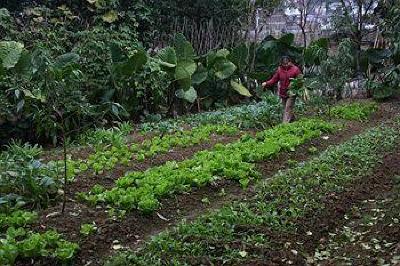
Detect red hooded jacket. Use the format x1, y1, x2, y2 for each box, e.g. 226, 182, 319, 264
265, 63, 301, 98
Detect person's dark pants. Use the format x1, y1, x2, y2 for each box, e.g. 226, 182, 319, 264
281, 96, 296, 123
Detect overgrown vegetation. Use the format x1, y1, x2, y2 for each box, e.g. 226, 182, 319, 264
0, 142, 60, 211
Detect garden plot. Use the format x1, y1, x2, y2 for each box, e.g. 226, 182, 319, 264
105, 118, 400, 265
1, 101, 398, 266
40, 99, 286, 195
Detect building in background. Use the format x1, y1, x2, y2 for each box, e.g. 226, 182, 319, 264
251, 0, 378, 46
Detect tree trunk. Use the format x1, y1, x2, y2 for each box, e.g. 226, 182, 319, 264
61, 120, 68, 214
301, 26, 307, 48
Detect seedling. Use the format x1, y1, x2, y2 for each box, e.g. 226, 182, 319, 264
80, 223, 97, 236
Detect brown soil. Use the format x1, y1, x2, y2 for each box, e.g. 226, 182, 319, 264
294, 138, 400, 258
41, 145, 95, 163
25, 101, 400, 266
33, 130, 368, 265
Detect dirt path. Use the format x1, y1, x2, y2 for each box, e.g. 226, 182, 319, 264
29, 102, 400, 266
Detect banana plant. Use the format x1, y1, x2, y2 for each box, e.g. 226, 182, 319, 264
157, 33, 198, 103
193, 48, 252, 97
107, 42, 148, 115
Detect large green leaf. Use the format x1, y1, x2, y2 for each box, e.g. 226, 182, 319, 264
231, 80, 252, 97
175, 61, 196, 80
256, 34, 302, 68
0, 41, 24, 69
129, 49, 148, 72
214, 59, 237, 80
175, 87, 198, 103
118, 48, 148, 75
109, 42, 126, 63
229, 44, 249, 72
174, 33, 195, 62
206, 49, 230, 67
54, 53, 80, 69
14, 51, 32, 77
216, 49, 230, 58
310, 38, 329, 49
360, 48, 392, 73
206, 50, 218, 66
192, 63, 208, 85
178, 77, 192, 90
158, 47, 177, 68
279, 33, 295, 46
304, 38, 329, 66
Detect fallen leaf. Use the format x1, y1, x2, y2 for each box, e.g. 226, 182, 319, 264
46, 211, 61, 218
156, 212, 170, 221
239, 250, 247, 257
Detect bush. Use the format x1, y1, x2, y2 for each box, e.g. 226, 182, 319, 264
0, 142, 60, 211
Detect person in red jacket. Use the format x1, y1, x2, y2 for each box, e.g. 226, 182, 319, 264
262, 56, 302, 123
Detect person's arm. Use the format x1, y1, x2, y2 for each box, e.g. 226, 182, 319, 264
294, 66, 302, 77
262, 70, 280, 88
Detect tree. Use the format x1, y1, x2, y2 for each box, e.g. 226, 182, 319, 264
284, 0, 325, 47
333, 0, 379, 74
0, 41, 98, 213
316, 38, 355, 101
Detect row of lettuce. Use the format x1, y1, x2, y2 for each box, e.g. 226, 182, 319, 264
105, 118, 399, 265
78, 119, 336, 213
138, 95, 283, 133
66, 101, 378, 178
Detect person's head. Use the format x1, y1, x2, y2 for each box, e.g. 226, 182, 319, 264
280, 56, 291, 68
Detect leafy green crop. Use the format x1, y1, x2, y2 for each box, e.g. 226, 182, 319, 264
0, 142, 60, 211
331, 102, 378, 121
0, 229, 79, 264
0, 210, 79, 264
140, 98, 282, 133
83, 124, 238, 174
79, 122, 133, 148
0, 211, 38, 229
80, 119, 335, 213
80, 223, 97, 236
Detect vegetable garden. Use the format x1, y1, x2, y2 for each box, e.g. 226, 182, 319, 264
1, 1, 400, 265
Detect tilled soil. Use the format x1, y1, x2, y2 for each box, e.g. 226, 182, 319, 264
26, 101, 400, 266
309, 148, 400, 266
32, 127, 372, 265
